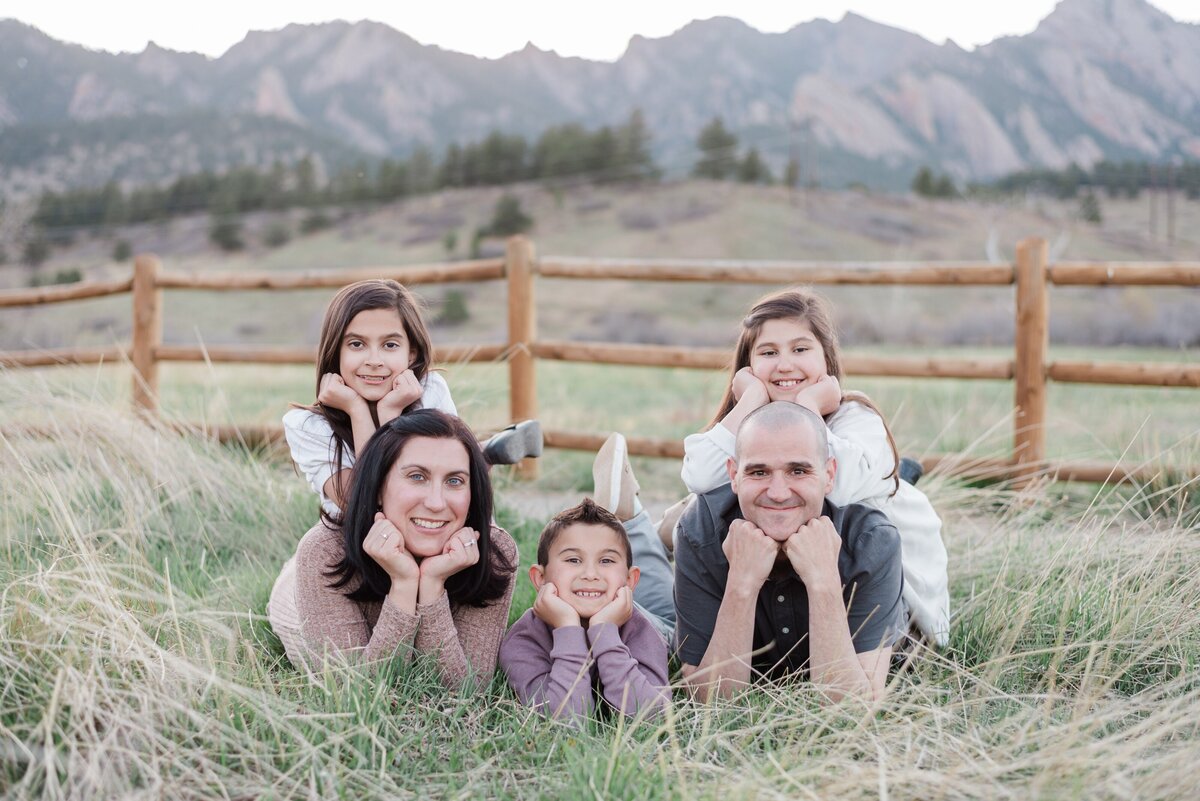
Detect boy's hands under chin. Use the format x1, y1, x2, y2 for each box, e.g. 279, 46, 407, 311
794, 374, 841, 416
532, 582, 581, 629
377, 369, 424, 423
589, 586, 634, 629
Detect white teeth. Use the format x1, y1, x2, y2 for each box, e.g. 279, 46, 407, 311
773, 379, 802, 387
573, 590, 605, 598
412, 518, 447, 530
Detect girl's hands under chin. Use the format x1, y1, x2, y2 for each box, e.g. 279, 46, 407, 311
732, 366, 770, 407
794, 374, 841, 416
318, 372, 365, 413
376, 369, 423, 424
417, 527, 480, 601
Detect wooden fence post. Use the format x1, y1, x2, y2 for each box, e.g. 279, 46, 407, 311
506, 236, 538, 479
131, 254, 162, 416
1013, 237, 1048, 484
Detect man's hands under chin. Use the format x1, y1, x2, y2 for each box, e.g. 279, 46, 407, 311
782, 516, 843, 594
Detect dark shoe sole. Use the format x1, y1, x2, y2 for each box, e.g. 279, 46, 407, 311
483, 420, 543, 465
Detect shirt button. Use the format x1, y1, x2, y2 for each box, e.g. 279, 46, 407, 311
777, 595, 785, 603
782, 627, 790, 634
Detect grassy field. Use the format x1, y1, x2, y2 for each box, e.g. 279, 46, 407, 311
1, 362, 1198, 798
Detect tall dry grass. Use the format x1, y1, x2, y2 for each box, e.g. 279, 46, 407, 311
1, 371, 1198, 799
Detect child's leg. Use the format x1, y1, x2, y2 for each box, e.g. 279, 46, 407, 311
594, 433, 676, 640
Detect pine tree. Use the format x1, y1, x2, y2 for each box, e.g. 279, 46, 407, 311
693, 118, 738, 180
737, 148, 773, 184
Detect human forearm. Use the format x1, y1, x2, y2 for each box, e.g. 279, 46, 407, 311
805, 583, 877, 702
686, 585, 759, 702
348, 404, 378, 458
589, 623, 669, 717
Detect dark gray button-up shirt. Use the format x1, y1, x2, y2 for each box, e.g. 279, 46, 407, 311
673, 484, 905, 681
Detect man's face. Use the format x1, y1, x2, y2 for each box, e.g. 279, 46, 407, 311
727, 419, 836, 541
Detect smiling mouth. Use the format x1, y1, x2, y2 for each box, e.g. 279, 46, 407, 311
772, 379, 805, 388
412, 518, 449, 531
573, 590, 606, 599
358, 375, 390, 384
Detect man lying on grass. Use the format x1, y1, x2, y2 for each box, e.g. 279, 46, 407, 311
675, 402, 906, 703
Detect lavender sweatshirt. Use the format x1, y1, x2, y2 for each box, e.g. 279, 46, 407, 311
499, 607, 670, 722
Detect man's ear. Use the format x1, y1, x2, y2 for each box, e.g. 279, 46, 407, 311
823, 455, 837, 496
528, 564, 545, 590
625, 565, 641, 591
726, 456, 738, 487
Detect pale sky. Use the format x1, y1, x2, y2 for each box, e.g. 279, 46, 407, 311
3, 0, 1198, 60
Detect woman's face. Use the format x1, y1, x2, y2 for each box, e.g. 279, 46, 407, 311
747, 317, 828, 403
379, 435, 471, 558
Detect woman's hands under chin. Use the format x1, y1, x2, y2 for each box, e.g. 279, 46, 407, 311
417, 527, 481, 603
363, 512, 421, 612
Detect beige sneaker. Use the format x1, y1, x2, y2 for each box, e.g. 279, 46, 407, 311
655, 494, 692, 553
592, 433, 639, 522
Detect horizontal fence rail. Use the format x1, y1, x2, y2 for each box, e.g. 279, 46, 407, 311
538, 257, 1016, 285
2, 238, 1198, 486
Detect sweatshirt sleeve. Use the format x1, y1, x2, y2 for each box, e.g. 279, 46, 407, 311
282, 409, 352, 509
680, 425, 737, 495
825, 402, 897, 507
588, 620, 670, 718
500, 619, 595, 721
420, 372, 458, 417
413, 527, 517, 688
291, 525, 417, 669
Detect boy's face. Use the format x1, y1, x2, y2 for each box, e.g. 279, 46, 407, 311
531, 523, 639, 622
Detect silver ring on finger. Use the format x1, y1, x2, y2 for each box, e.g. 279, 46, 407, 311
380, 530, 390, 541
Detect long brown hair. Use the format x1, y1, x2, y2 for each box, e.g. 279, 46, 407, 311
326, 409, 514, 607
709, 287, 900, 494
300, 280, 435, 492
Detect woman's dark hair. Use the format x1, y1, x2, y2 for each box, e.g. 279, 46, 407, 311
325, 409, 514, 607
300, 279, 436, 502
709, 287, 899, 495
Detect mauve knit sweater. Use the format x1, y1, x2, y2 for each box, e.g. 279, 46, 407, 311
269, 520, 517, 687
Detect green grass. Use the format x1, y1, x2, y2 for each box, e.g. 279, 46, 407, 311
2, 367, 1200, 798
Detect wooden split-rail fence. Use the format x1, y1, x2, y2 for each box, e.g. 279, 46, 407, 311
2, 236, 1198, 485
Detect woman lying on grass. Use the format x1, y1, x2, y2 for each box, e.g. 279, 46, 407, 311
268, 409, 517, 687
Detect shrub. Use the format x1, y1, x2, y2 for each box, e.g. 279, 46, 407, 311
209, 215, 244, 251
437, 289, 470, 326
299, 210, 333, 234
263, 221, 291, 248
22, 237, 50, 266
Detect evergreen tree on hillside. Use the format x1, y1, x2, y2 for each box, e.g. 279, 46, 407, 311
693, 118, 739, 180
912, 167, 935, 197
486, 194, 533, 236
784, 158, 801, 189
738, 148, 773, 184
615, 109, 658, 182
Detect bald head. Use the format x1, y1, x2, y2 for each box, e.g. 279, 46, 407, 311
736, 402, 829, 465
728, 402, 837, 538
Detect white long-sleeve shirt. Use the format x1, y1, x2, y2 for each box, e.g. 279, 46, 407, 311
283, 372, 457, 517
681, 400, 951, 645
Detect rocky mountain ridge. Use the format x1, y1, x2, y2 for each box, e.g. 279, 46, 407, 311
0, 0, 1197, 194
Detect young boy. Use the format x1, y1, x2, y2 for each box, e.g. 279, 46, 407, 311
499, 498, 670, 722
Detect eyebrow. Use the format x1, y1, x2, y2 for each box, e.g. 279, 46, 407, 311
756, 335, 816, 348
555, 546, 624, 557
397, 463, 468, 477
342, 330, 405, 340
742, 461, 814, 472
